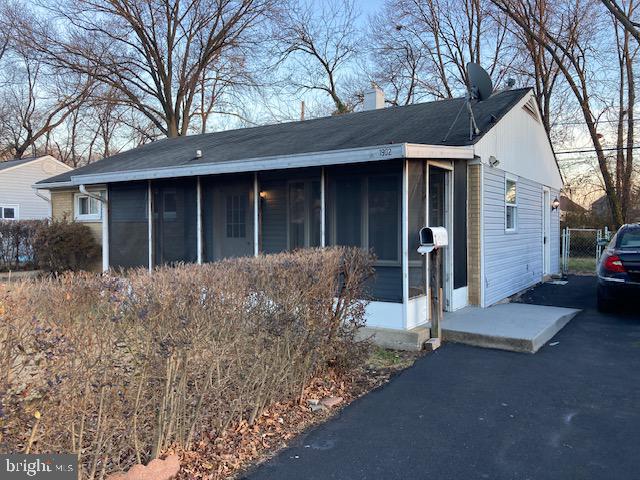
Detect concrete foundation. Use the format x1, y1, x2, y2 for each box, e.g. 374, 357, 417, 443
357, 325, 431, 351
442, 303, 580, 353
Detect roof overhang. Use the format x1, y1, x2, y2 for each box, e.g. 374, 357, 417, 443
34, 181, 75, 189
62, 143, 474, 186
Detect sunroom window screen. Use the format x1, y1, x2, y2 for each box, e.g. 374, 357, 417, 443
334, 177, 361, 247
408, 161, 426, 297
109, 182, 149, 269
368, 175, 399, 261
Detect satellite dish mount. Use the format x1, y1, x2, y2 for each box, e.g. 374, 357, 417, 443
442, 62, 494, 142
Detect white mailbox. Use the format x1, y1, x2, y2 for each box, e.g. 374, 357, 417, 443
418, 227, 448, 255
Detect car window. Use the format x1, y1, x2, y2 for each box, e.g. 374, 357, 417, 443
619, 229, 640, 249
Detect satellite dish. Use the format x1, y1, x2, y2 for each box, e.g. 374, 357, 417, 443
467, 62, 493, 101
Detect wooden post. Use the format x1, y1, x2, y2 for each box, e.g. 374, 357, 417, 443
428, 247, 443, 348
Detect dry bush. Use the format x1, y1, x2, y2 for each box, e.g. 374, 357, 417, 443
0, 247, 373, 479
0, 220, 44, 271
32, 219, 101, 272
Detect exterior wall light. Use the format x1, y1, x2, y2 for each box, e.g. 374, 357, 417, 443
552, 197, 560, 210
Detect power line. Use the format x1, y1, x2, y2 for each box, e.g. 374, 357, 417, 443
556, 145, 640, 154
553, 118, 640, 126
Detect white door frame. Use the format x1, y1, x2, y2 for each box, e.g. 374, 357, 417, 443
427, 160, 454, 312
542, 187, 551, 276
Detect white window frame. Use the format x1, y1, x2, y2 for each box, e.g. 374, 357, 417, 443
74, 191, 104, 221
0, 204, 19, 221
505, 174, 518, 232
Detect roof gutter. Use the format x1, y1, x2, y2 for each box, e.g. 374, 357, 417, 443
33, 181, 74, 189
68, 143, 475, 186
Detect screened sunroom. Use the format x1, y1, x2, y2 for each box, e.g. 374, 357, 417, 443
105, 158, 469, 331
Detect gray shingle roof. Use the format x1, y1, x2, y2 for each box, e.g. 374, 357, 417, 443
0, 157, 39, 172
38, 88, 531, 186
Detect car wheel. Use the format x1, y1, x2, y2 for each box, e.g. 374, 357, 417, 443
597, 286, 613, 313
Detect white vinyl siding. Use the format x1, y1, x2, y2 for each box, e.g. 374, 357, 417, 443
0, 157, 72, 220
483, 167, 544, 306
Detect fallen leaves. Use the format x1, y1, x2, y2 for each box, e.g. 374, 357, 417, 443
172, 352, 420, 480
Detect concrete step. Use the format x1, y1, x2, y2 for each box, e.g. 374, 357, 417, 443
357, 325, 431, 351
442, 303, 580, 353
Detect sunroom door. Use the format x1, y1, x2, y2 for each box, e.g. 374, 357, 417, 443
215, 183, 254, 260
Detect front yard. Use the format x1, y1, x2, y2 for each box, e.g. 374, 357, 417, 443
0, 248, 419, 479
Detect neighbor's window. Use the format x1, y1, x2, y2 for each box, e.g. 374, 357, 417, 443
74, 192, 103, 221
226, 194, 246, 238
0, 205, 17, 220
505, 177, 517, 231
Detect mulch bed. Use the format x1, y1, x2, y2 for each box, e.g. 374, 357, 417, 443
170, 350, 422, 479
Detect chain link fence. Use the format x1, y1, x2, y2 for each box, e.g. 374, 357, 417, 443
561, 227, 612, 275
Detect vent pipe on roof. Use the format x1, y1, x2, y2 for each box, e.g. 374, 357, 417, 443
363, 86, 384, 111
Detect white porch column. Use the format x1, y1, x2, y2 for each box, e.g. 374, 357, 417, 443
147, 180, 153, 272
320, 167, 326, 247
102, 190, 109, 272
196, 177, 203, 264
402, 160, 409, 329
254, 172, 259, 256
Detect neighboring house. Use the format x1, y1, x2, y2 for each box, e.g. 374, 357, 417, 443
591, 195, 610, 220
592, 192, 640, 224
36, 87, 562, 332
0, 156, 72, 221
559, 195, 587, 222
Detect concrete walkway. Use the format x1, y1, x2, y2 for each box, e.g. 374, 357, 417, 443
443, 303, 580, 353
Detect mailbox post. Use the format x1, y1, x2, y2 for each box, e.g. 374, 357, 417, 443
418, 227, 448, 349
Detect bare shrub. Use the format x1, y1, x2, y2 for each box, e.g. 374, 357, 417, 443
0, 220, 44, 271
0, 247, 373, 479
32, 219, 101, 272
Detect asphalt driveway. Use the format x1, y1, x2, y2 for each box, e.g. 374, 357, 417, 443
243, 276, 640, 480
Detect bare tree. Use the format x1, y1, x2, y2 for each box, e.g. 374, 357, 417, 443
195, 51, 257, 133
602, 0, 640, 42
367, 14, 429, 106
497, 0, 565, 131
492, 0, 635, 226
273, 0, 361, 114
375, 0, 515, 100
22, 0, 274, 138
0, 48, 93, 159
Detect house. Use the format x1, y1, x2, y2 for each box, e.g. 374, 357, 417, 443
0, 155, 72, 221
559, 195, 587, 222
35, 87, 562, 332
592, 193, 640, 224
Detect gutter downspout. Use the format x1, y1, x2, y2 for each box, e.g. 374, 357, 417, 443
32, 187, 52, 220
79, 184, 109, 272
32, 187, 51, 204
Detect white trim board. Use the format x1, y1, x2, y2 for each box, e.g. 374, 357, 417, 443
64, 143, 474, 186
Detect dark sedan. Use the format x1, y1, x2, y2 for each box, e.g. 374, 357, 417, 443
597, 223, 640, 312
